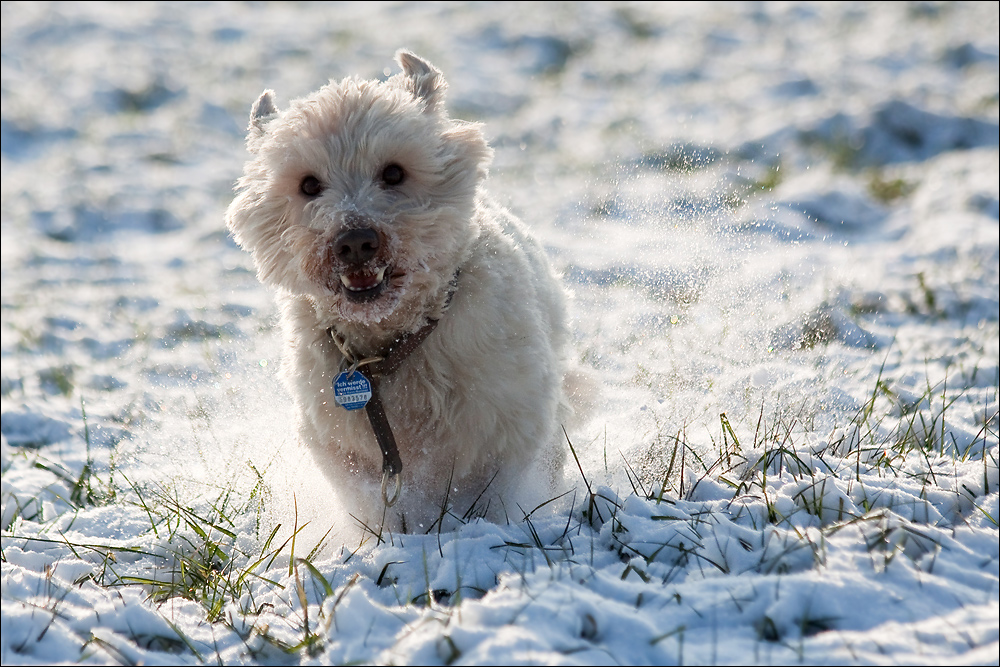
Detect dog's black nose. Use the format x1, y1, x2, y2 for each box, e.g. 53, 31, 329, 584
333, 228, 380, 265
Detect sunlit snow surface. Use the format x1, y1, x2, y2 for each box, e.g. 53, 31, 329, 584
2, 2, 998, 664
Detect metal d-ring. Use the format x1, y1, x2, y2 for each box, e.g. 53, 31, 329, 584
382, 470, 403, 507
330, 330, 383, 376
381, 469, 402, 507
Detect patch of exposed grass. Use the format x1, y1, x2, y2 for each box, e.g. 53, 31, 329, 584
2, 357, 995, 663
867, 172, 916, 203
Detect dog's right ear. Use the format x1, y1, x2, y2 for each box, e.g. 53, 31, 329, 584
246, 89, 279, 152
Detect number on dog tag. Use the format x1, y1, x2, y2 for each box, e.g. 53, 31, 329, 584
333, 371, 373, 411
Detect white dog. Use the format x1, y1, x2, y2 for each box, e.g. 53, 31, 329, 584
227, 50, 573, 532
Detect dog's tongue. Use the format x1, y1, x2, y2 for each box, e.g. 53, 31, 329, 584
341, 269, 383, 292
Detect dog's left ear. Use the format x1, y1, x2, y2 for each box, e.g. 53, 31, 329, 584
395, 50, 447, 113
246, 89, 279, 152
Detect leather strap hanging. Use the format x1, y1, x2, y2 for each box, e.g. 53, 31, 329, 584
328, 272, 458, 506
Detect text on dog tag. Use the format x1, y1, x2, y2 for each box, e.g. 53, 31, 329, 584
333, 371, 373, 411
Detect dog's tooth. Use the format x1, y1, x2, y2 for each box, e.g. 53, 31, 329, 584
340, 274, 352, 289
376, 267, 386, 283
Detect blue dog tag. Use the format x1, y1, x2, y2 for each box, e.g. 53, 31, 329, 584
333, 370, 373, 411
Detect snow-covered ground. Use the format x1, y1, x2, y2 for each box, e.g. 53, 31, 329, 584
2, 2, 997, 664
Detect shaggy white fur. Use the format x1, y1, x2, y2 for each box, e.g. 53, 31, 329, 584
227, 51, 573, 532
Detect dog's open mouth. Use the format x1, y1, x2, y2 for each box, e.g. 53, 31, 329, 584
339, 266, 389, 302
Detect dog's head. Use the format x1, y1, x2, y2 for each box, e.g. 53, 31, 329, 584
227, 51, 492, 333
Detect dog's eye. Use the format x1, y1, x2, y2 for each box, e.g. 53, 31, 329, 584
300, 175, 324, 197
381, 164, 405, 187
